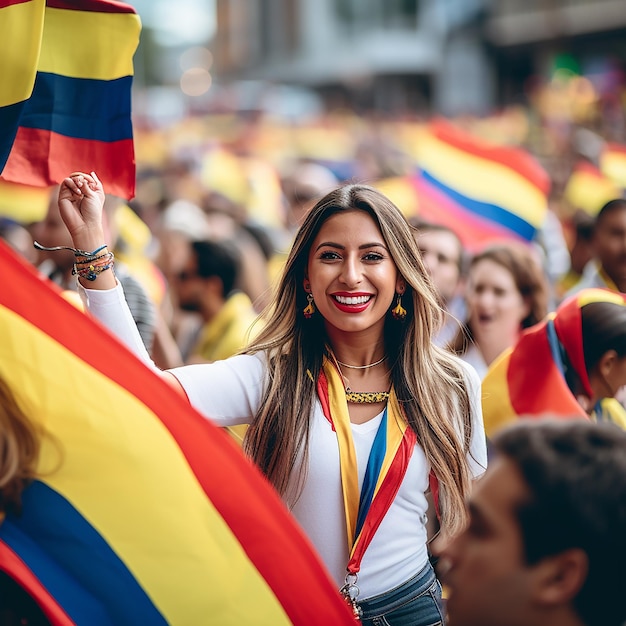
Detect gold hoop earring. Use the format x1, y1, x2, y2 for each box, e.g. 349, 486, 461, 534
303, 293, 316, 318
391, 293, 406, 321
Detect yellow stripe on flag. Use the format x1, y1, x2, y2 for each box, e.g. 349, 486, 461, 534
0, 305, 291, 625
0, 0, 45, 107
376, 389, 407, 491
0, 178, 50, 223
39, 7, 141, 80
601, 148, 626, 188
416, 131, 547, 229
481, 348, 518, 439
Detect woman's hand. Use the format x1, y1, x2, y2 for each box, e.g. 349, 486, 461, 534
58, 171, 105, 248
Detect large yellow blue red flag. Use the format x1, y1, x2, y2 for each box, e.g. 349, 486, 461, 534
0, 240, 357, 625
0, 0, 139, 199
413, 118, 550, 251
482, 289, 626, 438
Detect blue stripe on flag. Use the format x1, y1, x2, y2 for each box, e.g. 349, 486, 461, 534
0, 481, 167, 625
18, 72, 133, 142
0, 100, 26, 172
420, 170, 537, 241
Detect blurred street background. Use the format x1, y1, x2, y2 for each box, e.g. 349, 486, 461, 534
126, 0, 626, 219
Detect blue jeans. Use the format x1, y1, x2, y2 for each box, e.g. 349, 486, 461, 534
358, 562, 444, 626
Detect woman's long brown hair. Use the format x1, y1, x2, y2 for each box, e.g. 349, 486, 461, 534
243, 184, 478, 535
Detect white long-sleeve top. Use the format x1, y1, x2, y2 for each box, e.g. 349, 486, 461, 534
80, 282, 487, 599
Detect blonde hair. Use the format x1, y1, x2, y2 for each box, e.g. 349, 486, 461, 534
243, 184, 474, 535
0, 377, 40, 514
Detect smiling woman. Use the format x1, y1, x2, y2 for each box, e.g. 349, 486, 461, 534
56, 174, 487, 626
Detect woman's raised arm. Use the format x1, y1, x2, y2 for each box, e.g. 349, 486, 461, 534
55, 172, 184, 394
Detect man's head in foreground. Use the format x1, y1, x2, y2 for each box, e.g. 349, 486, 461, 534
434, 419, 626, 626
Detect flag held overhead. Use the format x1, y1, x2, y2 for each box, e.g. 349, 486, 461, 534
0, 0, 140, 200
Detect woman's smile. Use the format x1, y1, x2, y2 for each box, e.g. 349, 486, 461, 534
331, 292, 373, 312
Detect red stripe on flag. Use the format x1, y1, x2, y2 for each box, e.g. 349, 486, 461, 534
430, 118, 551, 195
414, 175, 525, 251
506, 321, 585, 418
2, 127, 135, 199
0, 540, 73, 626
553, 295, 592, 397
605, 142, 626, 156
0, 0, 32, 7
46, 0, 136, 13
0, 242, 355, 626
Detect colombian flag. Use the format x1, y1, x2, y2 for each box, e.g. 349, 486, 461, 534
414, 118, 550, 251
0, 240, 356, 625
482, 289, 626, 438
0, 0, 139, 200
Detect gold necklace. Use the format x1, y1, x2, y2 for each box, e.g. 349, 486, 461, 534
332, 353, 390, 404
335, 355, 386, 370
345, 390, 390, 404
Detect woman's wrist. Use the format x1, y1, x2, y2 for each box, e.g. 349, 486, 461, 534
77, 267, 117, 289
69, 236, 116, 290
69, 226, 107, 253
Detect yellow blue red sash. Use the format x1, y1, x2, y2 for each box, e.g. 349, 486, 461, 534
317, 358, 417, 575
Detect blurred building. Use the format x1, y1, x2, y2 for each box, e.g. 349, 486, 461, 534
486, 0, 626, 106
213, 0, 494, 115
130, 0, 626, 119
211, 0, 626, 116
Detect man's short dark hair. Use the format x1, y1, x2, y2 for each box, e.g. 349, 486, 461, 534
492, 420, 626, 626
596, 198, 626, 226
192, 239, 241, 296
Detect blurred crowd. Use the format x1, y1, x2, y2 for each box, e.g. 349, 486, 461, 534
1, 71, 626, 406
2, 70, 626, 626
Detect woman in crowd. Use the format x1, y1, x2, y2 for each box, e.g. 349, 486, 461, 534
57, 172, 486, 625
482, 288, 626, 437
449, 243, 549, 379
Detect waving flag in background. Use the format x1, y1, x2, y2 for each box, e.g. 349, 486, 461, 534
413, 118, 550, 251
0, 0, 139, 200
0, 240, 356, 626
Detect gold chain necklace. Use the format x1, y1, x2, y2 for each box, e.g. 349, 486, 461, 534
331, 352, 390, 404
336, 355, 386, 370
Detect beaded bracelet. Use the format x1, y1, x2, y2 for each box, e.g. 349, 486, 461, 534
72, 252, 114, 280
74, 252, 113, 269
75, 263, 114, 282
73, 254, 115, 281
